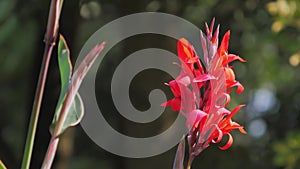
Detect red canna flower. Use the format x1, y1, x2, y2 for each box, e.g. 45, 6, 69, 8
161, 80, 181, 111
162, 19, 247, 167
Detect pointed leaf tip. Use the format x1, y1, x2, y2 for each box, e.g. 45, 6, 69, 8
58, 35, 72, 89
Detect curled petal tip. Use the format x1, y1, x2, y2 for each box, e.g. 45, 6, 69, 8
219, 133, 233, 150
212, 125, 223, 144
226, 54, 247, 65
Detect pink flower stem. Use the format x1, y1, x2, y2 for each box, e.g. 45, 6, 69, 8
41, 86, 76, 169
41, 138, 59, 169
187, 155, 195, 169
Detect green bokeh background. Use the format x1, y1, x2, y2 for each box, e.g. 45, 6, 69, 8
1, 0, 300, 169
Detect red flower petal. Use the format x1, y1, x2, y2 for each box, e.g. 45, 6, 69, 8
227, 54, 246, 64
177, 38, 195, 61
218, 30, 230, 57
212, 24, 220, 45
230, 81, 244, 94
168, 80, 181, 97
212, 125, 223, 143
225, 67, 236, 83
161, 98, 181, 111
223, 93, 231, 107
177, 76, 191, 86
238, 126, 247, 134
216, 93, 231, 107
228, 104, 246, 119
205, 18, 215, 40
200, 31, 209, 64
170, 98, 181, 111
188, 109, 207, 128
194, 74, 216, 83
219, 107, 231, 116
219, 133, 233, 150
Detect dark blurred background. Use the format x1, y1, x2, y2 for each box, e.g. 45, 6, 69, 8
1, 0, 300, 168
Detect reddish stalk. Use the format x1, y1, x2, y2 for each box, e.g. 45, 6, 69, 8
186, 155, 194, 169
21, 0, 64, 169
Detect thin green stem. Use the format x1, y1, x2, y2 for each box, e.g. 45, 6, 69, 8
21, 0, 64, 168
21, 44, 54, 169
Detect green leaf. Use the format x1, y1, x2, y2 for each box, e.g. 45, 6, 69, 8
50, 35, 72, 135
173, 136, 185, 169
50, 36, 105, 137
50, 93, 84, 136
54, 35, 72, 116
50, 35, 83, 136
0, 160, 7, 169
57, 35, 72, 90
51, 93, 84, 136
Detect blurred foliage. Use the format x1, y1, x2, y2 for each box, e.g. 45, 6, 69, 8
273, 131, 300, 169
0, 0, 40, 168
266, 0, 300, 33
1, 0, 300, 169
266, 0, 300, 66
266, 1, 300, 169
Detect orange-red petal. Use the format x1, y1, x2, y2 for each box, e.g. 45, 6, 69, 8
227, 54, 246, 64
177, 38, 195, 60
219, 133, 233, 150
218, 30, 230, 57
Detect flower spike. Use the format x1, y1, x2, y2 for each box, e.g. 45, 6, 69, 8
162, 19, 247, 167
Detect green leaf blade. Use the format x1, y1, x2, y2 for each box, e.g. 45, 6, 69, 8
0, 160, 7, 169
50, 36, 105, 137
57, 35, 72, 89
50, 35, 81, 136
61, 93, 84, 133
